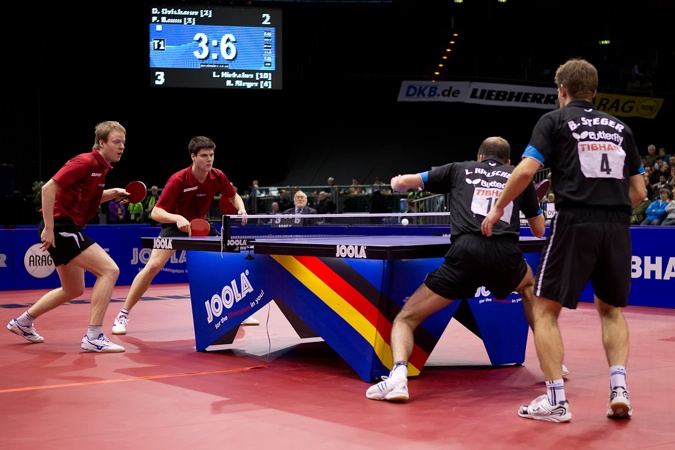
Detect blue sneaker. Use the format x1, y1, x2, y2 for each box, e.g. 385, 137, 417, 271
7, 318, 44, 343
81, 333, 125, 353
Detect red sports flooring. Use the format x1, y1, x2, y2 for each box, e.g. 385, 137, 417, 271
2, 283, 674, 449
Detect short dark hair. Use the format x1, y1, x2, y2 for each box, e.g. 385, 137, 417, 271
188, 136, 216, 157
477, 136, 510, 162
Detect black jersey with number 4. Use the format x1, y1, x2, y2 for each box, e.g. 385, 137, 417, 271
524, 100, 642, 214
424, 156, 541, 240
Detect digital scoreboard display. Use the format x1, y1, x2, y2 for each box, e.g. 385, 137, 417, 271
149, 5, 282, 90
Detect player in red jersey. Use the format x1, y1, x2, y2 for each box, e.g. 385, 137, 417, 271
7, 121, 128, 352
112, 136, 252, 335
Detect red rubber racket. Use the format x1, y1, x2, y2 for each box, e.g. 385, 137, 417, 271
535, 179, 551, 202
190, 218, 211, 237
117, 181, 147, 204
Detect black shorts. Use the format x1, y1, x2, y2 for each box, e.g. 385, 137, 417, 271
424, 234, 528, 300
535, 208, 631, 309
159, 223, 219, 237
39, 218, 96, 267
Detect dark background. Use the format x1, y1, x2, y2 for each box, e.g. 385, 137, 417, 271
2, 0, 673, 211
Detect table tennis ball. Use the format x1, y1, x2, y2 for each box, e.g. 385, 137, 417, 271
401, 218, 409, 226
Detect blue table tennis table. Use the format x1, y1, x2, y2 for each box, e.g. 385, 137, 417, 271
141, 225, 546, 382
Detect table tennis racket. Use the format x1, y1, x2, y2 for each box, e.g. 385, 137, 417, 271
535, 179, 551, 202
117, 181, 147, 204
190, 218, 211, 237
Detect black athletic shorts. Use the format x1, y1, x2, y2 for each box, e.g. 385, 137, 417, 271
535, 208, 631, 309
424, 234, 528, 301
159, 223, 219, 237
38, 218, 96, 267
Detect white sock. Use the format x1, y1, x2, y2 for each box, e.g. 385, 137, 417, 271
87, 325, 103, 339
609, 365, 627, 389
545, 379, 566, 404
391, 361, 408, 379
17, 311, 36, 327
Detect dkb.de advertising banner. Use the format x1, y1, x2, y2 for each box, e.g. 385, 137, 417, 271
4, 225, 189, 290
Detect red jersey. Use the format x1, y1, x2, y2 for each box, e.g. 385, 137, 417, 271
155, 166, 235, 221
219, 195, 237, 214
51, 150, 112, 227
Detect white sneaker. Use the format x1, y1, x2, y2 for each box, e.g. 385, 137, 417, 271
562, 364, 570, 378
607, 387, 632, 419
81, 333, 125, 353
7, 318, 44, 343
366, 375, 409, 402
518, 394, 572, 422
112, 314, 128, 335
241, 316, 260, 326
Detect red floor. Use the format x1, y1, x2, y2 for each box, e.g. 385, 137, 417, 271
1, 283, 674, 449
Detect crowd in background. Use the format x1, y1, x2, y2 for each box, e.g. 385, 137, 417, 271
96, 143, 674, 227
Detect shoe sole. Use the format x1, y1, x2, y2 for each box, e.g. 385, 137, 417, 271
8, 327, 44, 343
607, 402, 632, 419
81, 346, 125, 353
518, 411, 572, 423
112, 329, 127, 335
366, 394, 409, 402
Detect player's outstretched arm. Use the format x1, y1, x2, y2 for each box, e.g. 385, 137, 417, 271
390, 174, 423, 192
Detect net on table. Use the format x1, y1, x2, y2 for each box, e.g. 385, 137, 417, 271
220, 212, 451, 250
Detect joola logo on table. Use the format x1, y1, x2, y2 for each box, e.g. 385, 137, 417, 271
204, 270, 254, 326
153, 238, 173, 249
335, 245, 366, 258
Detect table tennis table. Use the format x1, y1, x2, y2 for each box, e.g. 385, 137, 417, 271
141, 219, 546, 382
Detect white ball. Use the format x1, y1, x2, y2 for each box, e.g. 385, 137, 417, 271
401, 218, 409, 226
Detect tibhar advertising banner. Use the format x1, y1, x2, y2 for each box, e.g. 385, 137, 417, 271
398, 81, 664, 119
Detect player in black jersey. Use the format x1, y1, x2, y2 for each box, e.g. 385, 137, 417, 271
365, 136, 546, 402
482, 59, 646, 422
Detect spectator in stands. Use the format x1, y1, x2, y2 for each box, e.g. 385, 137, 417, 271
645, 144, 658, 168
283, 190, 317, 215
667, 166, 675, 191
373, 176, 391, 194
661, 200, 675, 226
657, 147, 670, 165
652, 174, 670, 193
315, 190, 336, 214
268, 201, 281, 214
641, 188, 672, 225
625, 73, 641, 92
127, 201, 143, 223
276, 189, 292, 212
349, 177, 364, 195
645, 164, 660, 187
107, 199, 127, 223
643, 172, 656, 201
143, 185, 160, 226
245, 179, 259, 213
641, 74, 654, 95
631, 175, 652, 225
325, 176, 339, 200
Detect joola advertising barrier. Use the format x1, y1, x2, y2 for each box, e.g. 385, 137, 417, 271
1, 225, 673, 310
1, 225, 189, 290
